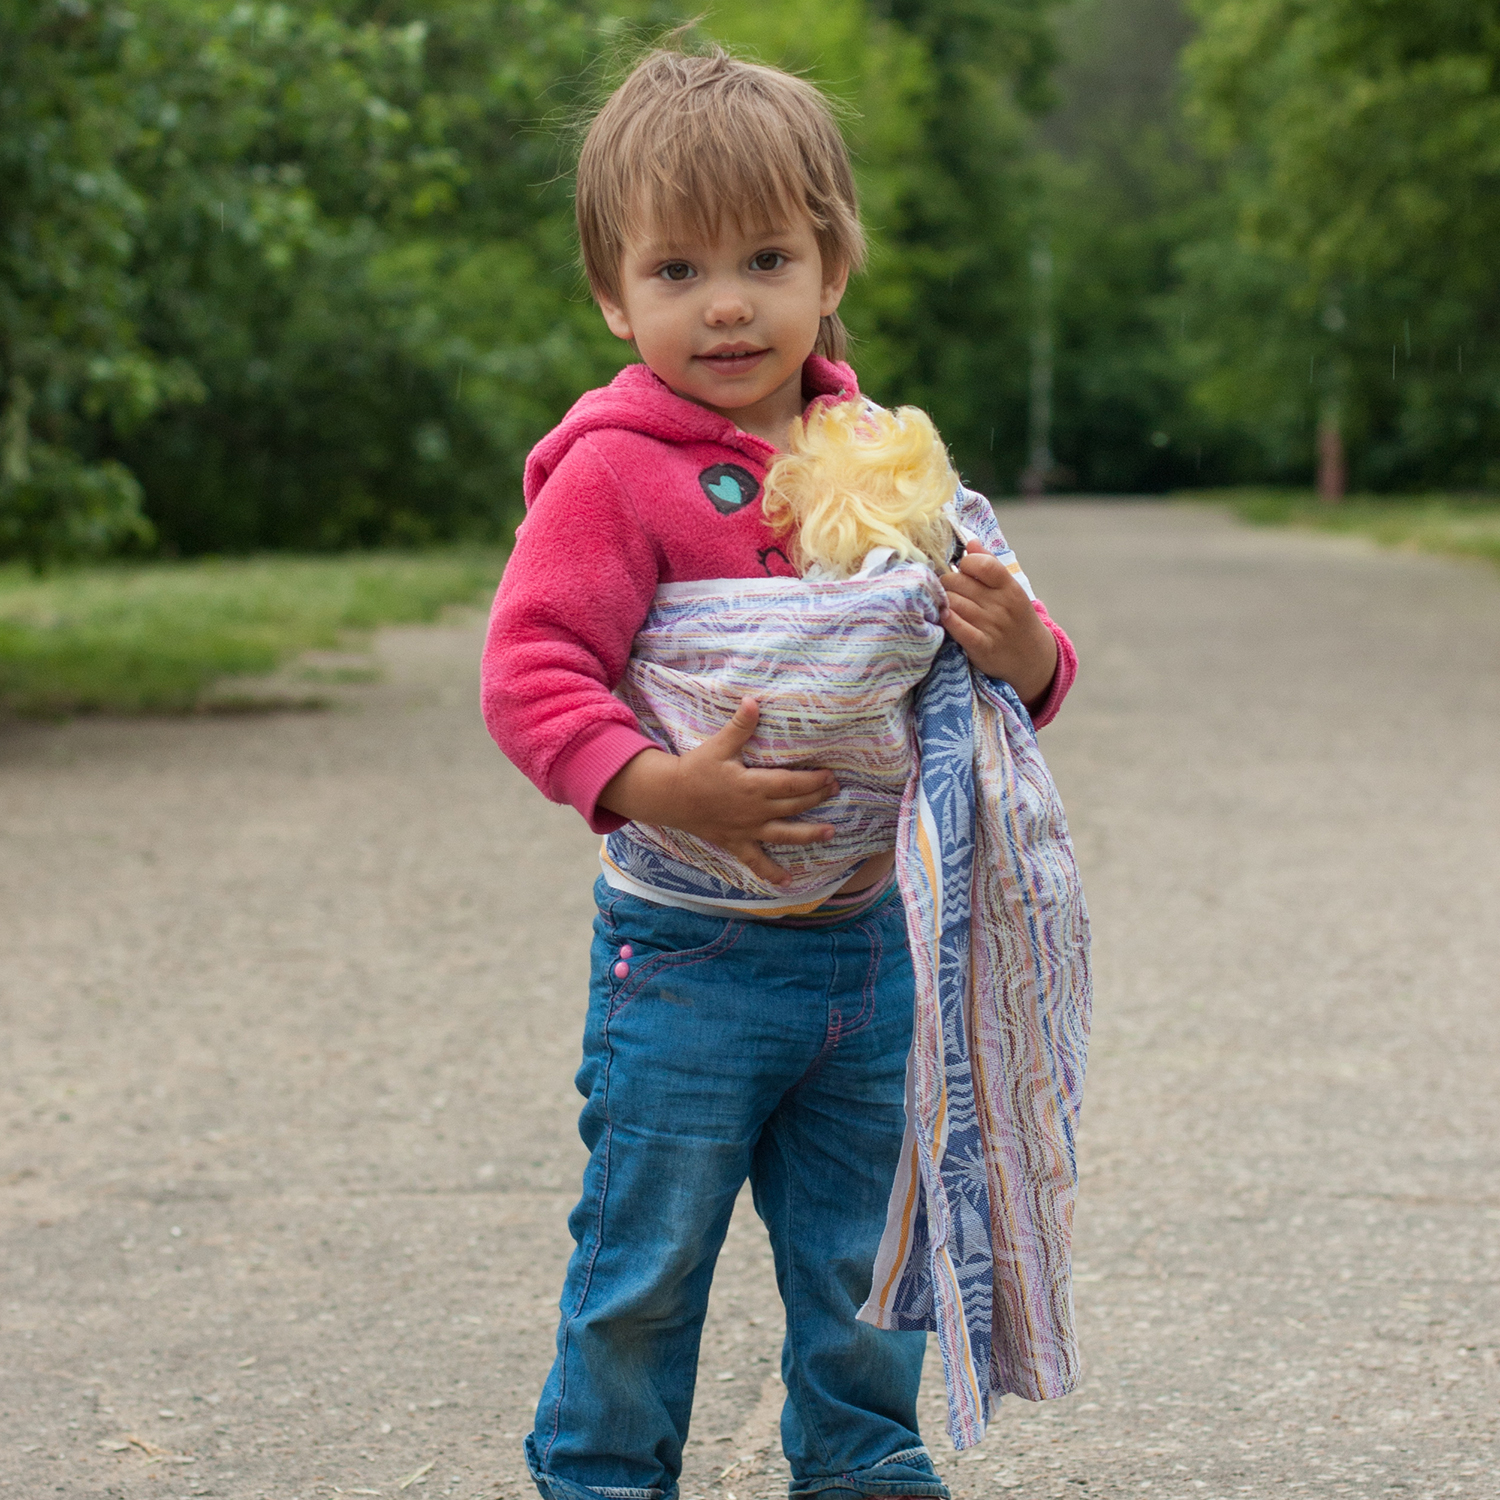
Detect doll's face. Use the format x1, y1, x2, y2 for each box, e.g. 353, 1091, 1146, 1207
596, 212, 847, 437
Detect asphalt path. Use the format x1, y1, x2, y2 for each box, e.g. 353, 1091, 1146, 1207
2, 503, 1496, 1500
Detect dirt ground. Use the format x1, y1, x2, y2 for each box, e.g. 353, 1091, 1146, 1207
2, 502, 1496, 1500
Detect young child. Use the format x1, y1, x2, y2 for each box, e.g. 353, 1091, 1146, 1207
483, 45, 1083, 1500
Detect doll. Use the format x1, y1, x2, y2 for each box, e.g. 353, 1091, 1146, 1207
761, 401, 961, 579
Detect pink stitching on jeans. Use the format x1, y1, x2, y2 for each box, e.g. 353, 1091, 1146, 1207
605, 920, 744, 1017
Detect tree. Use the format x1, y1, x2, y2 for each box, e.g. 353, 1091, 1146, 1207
0, 0, 172, 566
1179, 0, 1500, 491
1, 0, 632, 562
1030, 0, 1257, 492
2, 0, 1109, 560
109, 0, 626, 552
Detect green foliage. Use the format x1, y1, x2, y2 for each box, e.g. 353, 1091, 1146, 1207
2, 0, 630, 561
1177, 0, 1500, 488
110, 0, 628, 552
0, 546, 505, 712
2, 0, 1066, 564
0, 0, 175, 564
1032, 0, 1220, 491
5, 0, 1496, 572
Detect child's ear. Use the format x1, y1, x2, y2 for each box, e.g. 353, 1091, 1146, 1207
597, 291, 634, 343
820, 260, 850, 318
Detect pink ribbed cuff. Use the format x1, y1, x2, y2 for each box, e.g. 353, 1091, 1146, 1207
1027, 604, 1077, 730
549, 720, 661, 834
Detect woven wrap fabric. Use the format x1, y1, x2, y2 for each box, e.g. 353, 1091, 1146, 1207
605, 565, 949, 914
860, 638, 1092, 1447
604, 526, 1091, 1448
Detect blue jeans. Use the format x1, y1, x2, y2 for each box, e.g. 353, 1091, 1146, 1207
526, 879, 946, 1500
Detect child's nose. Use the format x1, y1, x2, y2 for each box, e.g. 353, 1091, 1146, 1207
703, 282, 753, 326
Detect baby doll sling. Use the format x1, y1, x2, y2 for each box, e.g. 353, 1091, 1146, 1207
862, 636, 1091, 1446
602, 515, 1091, 1448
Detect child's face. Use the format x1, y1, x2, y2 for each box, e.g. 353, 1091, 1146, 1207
598, 212, 847, 427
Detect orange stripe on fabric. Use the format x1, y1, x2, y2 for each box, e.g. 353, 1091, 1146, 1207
876, 1140, 924, 1309
935, 1245, 984, 1416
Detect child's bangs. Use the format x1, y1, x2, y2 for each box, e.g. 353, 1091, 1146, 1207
628, 138, 823, 258
577, 48, 864, 307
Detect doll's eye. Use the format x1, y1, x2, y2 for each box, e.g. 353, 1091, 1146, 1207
659, 261, 694, 281
750, 251, 785, 272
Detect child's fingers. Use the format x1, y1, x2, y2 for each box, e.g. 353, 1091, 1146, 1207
940, 603, 990, 653
729, 842, 792, 885
757, 818, 838, 847
745, 769, 839, 807
940, 571, 1009, 608
944, 588, 1026, 641
942, 592, 994, 632
703, 695, 762, 759
703, 706, 838, 802
752, 789, 841, 822
953, 549, 1020, 591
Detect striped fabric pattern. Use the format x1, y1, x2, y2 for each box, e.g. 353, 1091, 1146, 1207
860, 638, 1092, 1446
606, 564, 948, 916
605, 502, 1091, 1448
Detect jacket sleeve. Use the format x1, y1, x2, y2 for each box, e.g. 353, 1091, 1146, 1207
481, 439, 661, 833
1024, 600, 1077, 729
954, 486, 1078, 728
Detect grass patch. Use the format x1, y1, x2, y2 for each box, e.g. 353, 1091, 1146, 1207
1180, 488, 1500, 571
0, 548, 506, 715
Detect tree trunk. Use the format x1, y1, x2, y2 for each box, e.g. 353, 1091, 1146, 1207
1021, 235, 1054, 497
1316, 402, 1345, 504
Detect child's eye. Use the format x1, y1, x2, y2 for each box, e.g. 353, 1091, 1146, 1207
658, 261, 694, 281
750, 251, 785, 272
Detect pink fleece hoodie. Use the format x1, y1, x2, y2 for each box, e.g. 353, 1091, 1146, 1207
482, 357, 1078, 833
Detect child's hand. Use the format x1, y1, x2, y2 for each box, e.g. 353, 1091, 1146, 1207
599, 697, 839, 886
940, 540, 1059, 707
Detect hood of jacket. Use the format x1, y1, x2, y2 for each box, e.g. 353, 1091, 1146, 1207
522, 356, 859, 508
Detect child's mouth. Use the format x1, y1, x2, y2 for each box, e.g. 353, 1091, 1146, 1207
696, 348, 769, 374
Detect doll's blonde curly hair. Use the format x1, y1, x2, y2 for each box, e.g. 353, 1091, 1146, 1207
762, 402, 959, 578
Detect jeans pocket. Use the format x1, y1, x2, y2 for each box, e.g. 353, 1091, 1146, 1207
599, 894, 743, 1017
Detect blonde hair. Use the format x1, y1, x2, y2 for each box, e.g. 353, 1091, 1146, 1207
576, 45, 866, 360
762, 403, 959, 578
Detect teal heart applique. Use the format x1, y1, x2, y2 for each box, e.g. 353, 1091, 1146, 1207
698, 463, 759, 515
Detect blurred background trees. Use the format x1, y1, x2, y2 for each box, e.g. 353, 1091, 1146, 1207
2, 0, 1496, 563
1179, 0, 1500, 494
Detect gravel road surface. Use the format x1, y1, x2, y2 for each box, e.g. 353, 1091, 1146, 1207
2, 503, 1496, 1500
